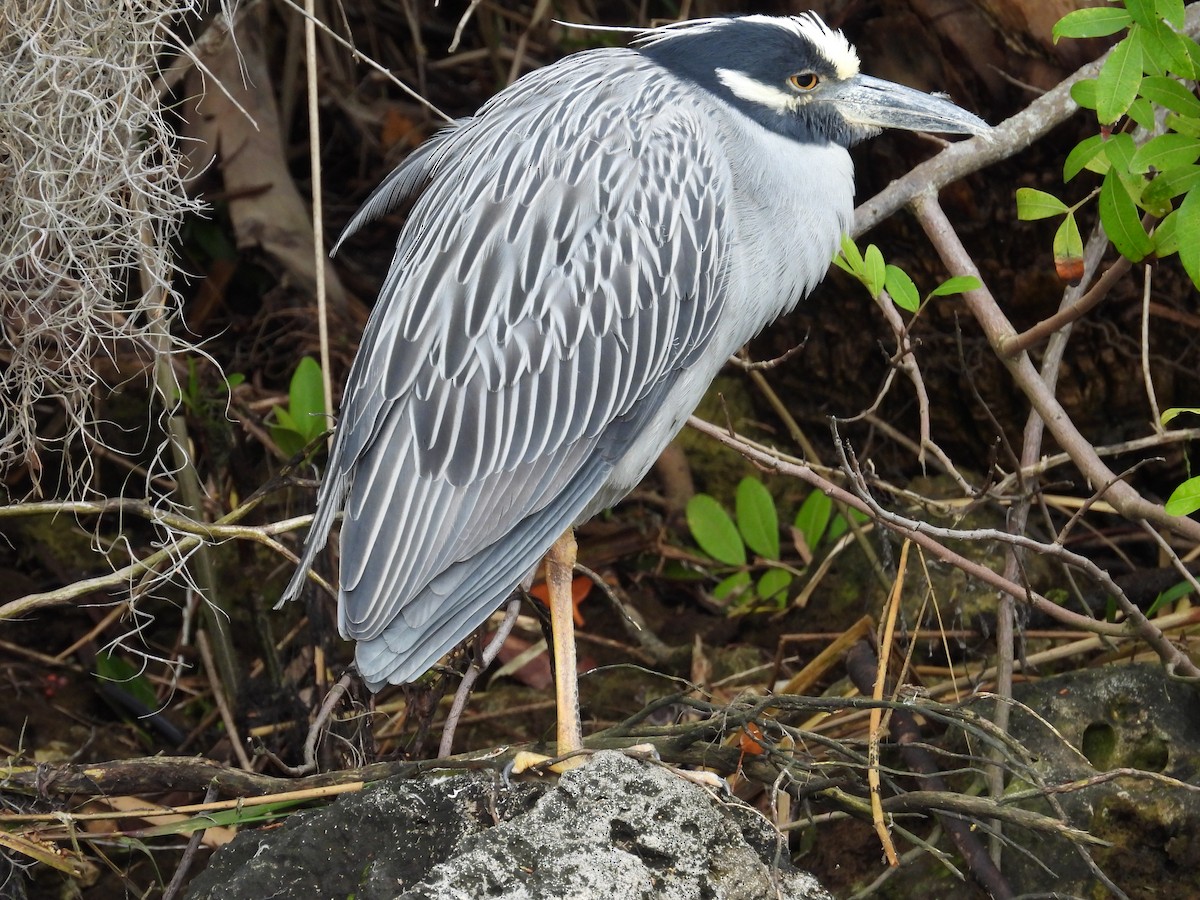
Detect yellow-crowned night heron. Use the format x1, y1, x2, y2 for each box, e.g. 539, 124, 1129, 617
283, 13, 988, 756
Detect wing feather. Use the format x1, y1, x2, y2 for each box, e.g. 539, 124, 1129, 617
287, 50, 735, 675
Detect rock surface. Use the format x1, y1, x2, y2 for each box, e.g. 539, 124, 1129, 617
186, 750, 832, 900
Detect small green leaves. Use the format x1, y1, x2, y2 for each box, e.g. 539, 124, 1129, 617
736, 477, 780, 559
1047, 0, 1200, 289
95, 651, 159, 712
1129, 135, 1200, 179
1054, 213, 1085, 281
1096, 35, 1143, 124
1139, 76, 1200, 118
1016, 188, 1070, 220
1165, 476, 1200, 516
270, 356, 328, 458
836, 235, 977, 310
1064, 135, 1111, 181
1156, 0, 1185, 28
687, 494, 746, 566
1054, 6, 1132, 41
757, 568, 792, 605
929, 275, 982, 297
1177, 188, 1200, 286
834, 233, 865, 274
1014, 187, 1085, 280
793, 489, 833, 552
1100, 170, 1154, 260
884, 265, 919, 312
1160, 407, 1200, 426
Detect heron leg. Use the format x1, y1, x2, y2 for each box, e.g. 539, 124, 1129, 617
546, 527, 585, 765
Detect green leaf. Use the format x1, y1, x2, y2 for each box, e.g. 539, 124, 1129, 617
272, 406, 299, 433
1054, 212, 1084, 266
1178, 188, 1200, 289
736, 477, 780, 559
289, 356, 327, 441
1064, 133, 1110, 180
1139, 76, 1200, 118
1125, 96, 1158, 130
1124, 0, 1157, 29
826, 508, 869, 542
1154, 208, 1179, 255
1103, 132, 1138, 174
1161, 407, 1200, 425
95, 651, 159, 712
1167, 111, 1200, 138
1053, 7, 1132, 41
863, 244, 886, 299
1142, 164, 1200, 205
757, 568, 792, 607
1071, 78, 1099, 112
1016, 187, 1070, 220
687, 494, 746, 566
929, 275, 982, 297
1096, 36, 1143, 124
1156, 0, 1185, 29
1165, 475, 1200, 516
714, 571, 752, 602
834, 233, 865, 275
1128, 133, 1195, 174
1100, 170, 1153, 260
225, 372, 246, 390
270, 407, 306, 458
884, 264, 919, 312
1136, 17, 1197, 78
1146, 579, 1196, 617
794, 490, 833, 550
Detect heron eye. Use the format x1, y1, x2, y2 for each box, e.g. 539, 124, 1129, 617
788, 72, 820, 91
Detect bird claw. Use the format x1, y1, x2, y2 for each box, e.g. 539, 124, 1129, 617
508, 749, 589, 776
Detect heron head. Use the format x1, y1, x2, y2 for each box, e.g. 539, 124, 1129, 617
637, 13, 990, 147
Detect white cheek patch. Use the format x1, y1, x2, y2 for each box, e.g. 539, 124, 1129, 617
715, 68, 798, 113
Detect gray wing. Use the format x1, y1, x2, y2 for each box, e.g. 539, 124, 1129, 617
285, 51, 732, 686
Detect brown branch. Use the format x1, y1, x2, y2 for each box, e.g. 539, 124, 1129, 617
912, 195, 1200, 551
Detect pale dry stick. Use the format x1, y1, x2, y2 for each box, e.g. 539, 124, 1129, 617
507, 0, 554, 85
0, 500, 321, 621
858, 411, 975, 492
449, 0, 487, 52
869, 541, 909, 868
196, 629, 253, 770
5, 783, 363, 826
269, 673, 355, 776
913, 195, 1200, 548
1139, 520, 1200, 599
870, 289, 938, 472
835, 437, 1200, 678
992, 428, 1200, 496
438, 597, 523, 758
987, 211, 1113, 862
275, 0, 453, 122
1140, 265, 1164, 427
918, 606, 1200, 702
139, 193, 241, 702
303, 0, 334, 442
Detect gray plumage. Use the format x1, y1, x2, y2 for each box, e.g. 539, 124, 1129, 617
281, 14, 989, 689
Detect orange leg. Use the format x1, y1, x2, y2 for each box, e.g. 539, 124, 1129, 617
546, 528, 584, 764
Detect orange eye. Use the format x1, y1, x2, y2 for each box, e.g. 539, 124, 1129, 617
788, 72, 820, 91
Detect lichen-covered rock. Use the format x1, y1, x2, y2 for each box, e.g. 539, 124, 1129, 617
186, 751, 831, 900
